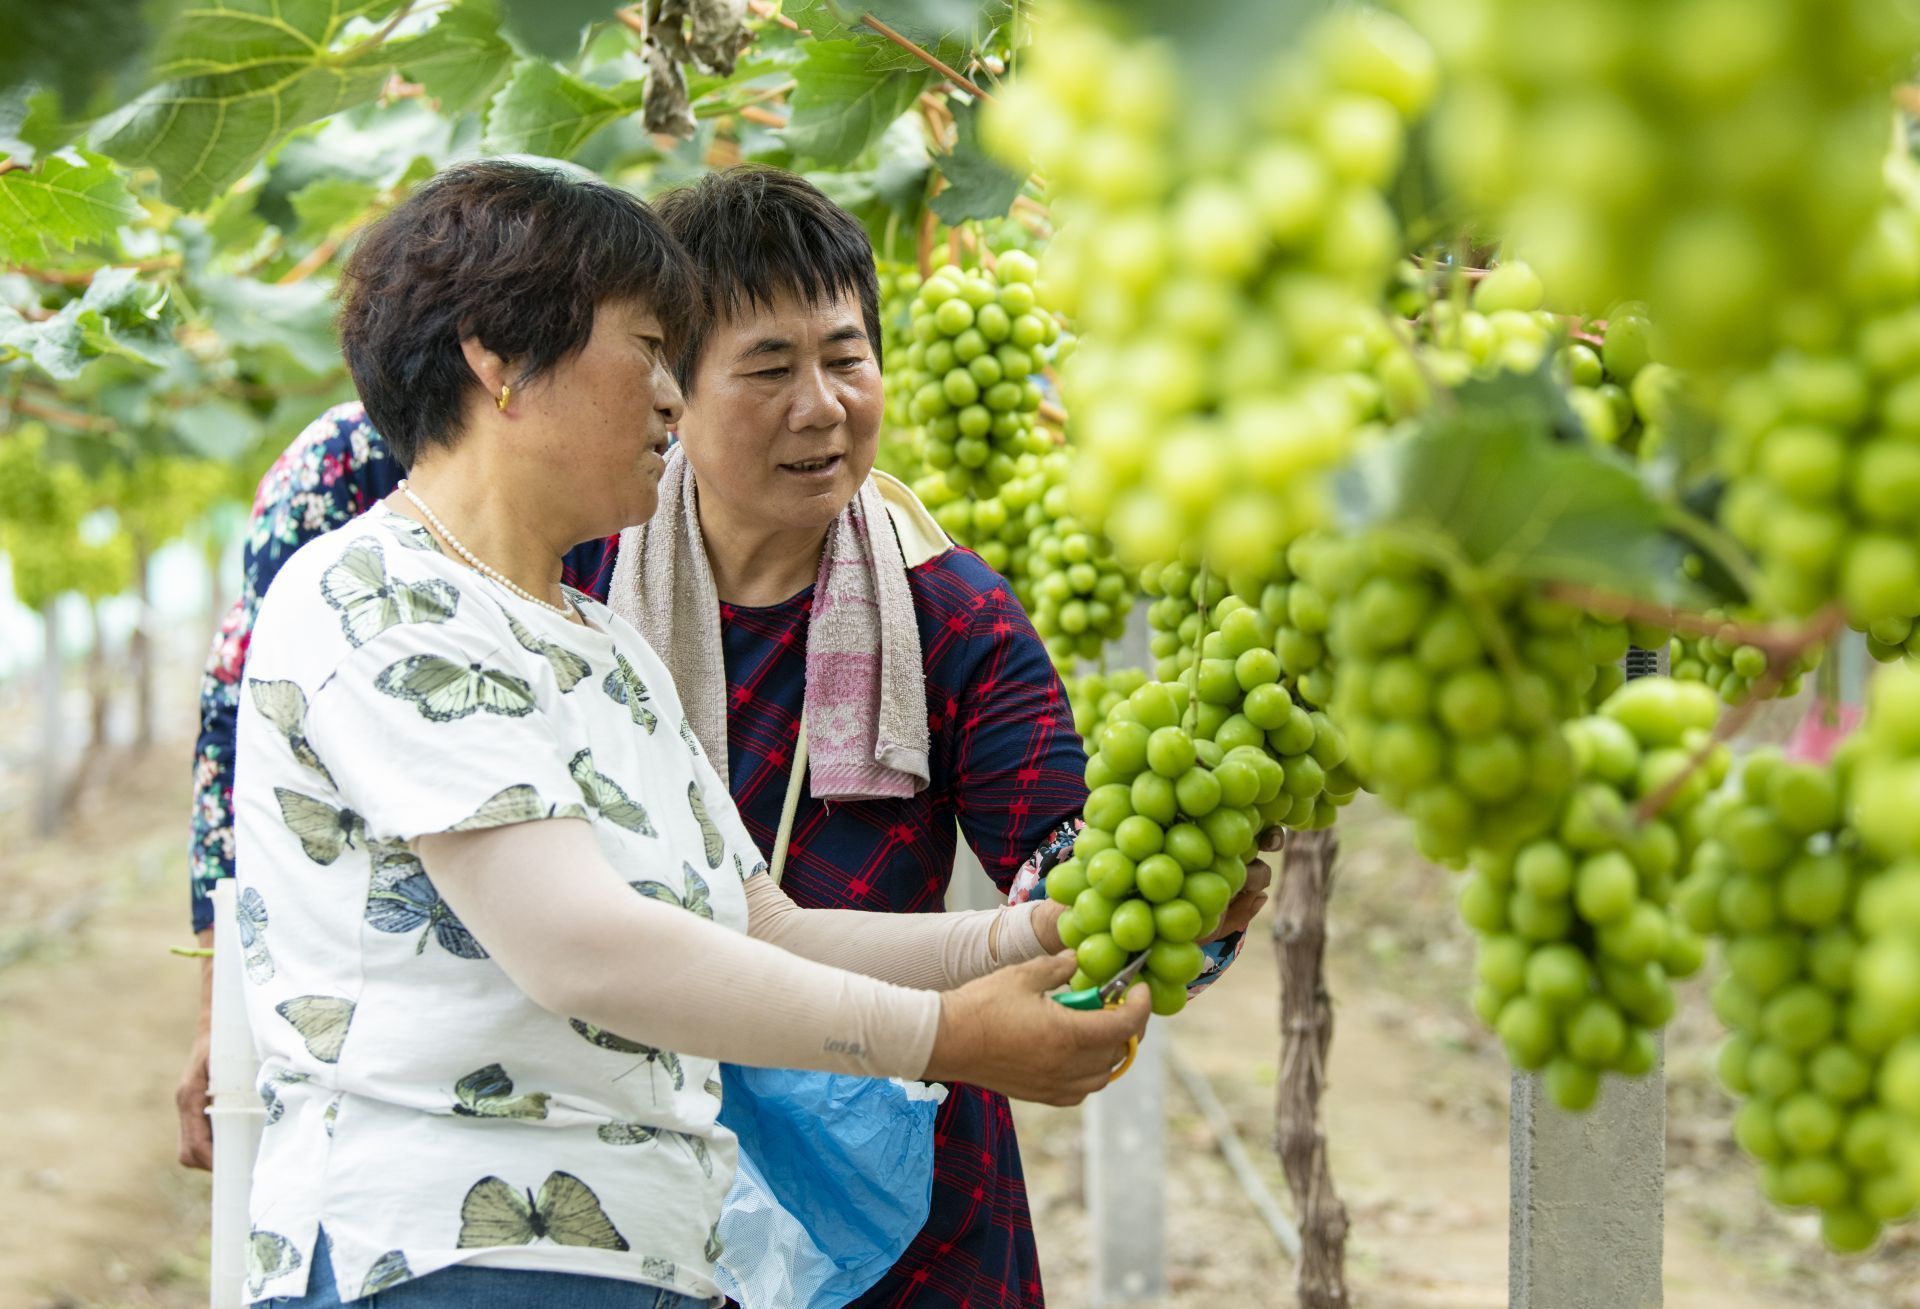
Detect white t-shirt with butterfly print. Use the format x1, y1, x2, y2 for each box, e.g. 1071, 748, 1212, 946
233, 501, 755, 1306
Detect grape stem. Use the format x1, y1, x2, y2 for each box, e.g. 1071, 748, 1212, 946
859, 14, 996, 103
8, 257, 180, 286
1661, 502, 1766, 601
738, 105, 788, 128
0, 159, 25, 178
9, 393, 117, 433
1628, 602, 1846, 824
1540, 582, 1830, 658
745, 0, 805, 33
615, 5, 647, 38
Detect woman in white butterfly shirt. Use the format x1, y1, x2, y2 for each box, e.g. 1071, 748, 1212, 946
235, 160, 1147, 1309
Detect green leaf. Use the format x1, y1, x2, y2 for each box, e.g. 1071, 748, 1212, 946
391, 0, 516, 113
0, 150, 141, 261
782, 1, 1009, 74
171, 396, 263, 461
807, 113, 925, 250
483, 60, 647, 157
0, 87, 75, 163
91, 0, 411, 210
927, 99, 1018, 224
290, 175, 381, 235
0, 0, 175, 116
779, 40, 930, 167
1335, 367, 1698, 606
196, 275, 340, 376
0, 265, 175, 380
499, 0, 620, 60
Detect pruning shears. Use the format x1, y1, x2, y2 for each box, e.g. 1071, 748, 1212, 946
1052, 951, 1150, 1082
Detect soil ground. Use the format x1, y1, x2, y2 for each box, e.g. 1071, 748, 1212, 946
4, 719, 1920, 1307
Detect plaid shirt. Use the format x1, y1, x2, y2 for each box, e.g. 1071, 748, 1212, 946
188, 403, 1082, 1304
719, 558, 1090, 1307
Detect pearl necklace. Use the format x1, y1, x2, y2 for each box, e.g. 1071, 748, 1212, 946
397, 480, 575, 619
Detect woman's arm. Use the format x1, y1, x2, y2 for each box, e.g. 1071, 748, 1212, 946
741, 870, 1064, 988
417, 820, 1140, 1104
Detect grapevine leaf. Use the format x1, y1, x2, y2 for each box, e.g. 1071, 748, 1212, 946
171, 396, 263, 461
781, 0, 1009, 74
498, 0, 621, 60
0, 267, 174, 380
482, 60, 648, 158
196, 275, 340, 376
927, 100, 1019, 223
0, 0, 174, 116
90, 0, 412, 210
0, 150, 142, 261
779, 40, 930, 167
0, 87, 75, 163
1335, 367, 1700, 606
290, 175, 381, 236
808, 113, 925, 251
390, 0, 516, 112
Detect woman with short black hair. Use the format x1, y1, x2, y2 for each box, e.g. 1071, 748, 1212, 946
232, 159, 1145, 1309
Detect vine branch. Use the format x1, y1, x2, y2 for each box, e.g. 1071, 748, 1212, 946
860, 14, 995, 102
1629, 603, 1847, 822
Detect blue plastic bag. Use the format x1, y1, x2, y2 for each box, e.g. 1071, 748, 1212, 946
713, 1064, 945, 1309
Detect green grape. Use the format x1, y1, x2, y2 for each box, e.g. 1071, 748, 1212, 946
1681, 740, 1918, 1253
899, 258, 1058, 502
1668, 608, 1820, 706
987, 6, 1437, 574
1712, 183, 1920, 641
1306, 533, 1638, 862
1403, 0, 1918, 371
1454, 678, 1727, 1110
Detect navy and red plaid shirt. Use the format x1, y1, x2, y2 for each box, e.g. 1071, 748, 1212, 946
190, 403, 1084, 1305
719, 556, 1090, 1308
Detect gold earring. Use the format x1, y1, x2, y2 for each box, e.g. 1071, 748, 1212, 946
496, 382, 512, 411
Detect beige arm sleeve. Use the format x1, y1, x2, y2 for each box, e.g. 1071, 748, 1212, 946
741, 870, 1047, 989
416, 819, 942, 1079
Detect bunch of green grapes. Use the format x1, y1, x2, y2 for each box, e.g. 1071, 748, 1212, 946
915, 453, 1050, 576
1303, 532, 1634, 861
1671, 743, 1916, 1252
874, 262, 926, 480
1066, 666, 1148, 742
1402, 0, 1918, 369
1046, 678, 1271, 1015
900, 252, 1057, 499
1144, 536, 1338, 711
1715, 188, 1920, 638
1140, 542, 1360, 830
1668, 609, 1820, 706
1363, 261, 1685, 457
1462, 677, 1723, 1110
1009, 451, 1136, 663
986, 6, 1438, 572
1847, 665, 1920, 1235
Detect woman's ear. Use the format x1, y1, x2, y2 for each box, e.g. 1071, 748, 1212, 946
460, 337, 510, 403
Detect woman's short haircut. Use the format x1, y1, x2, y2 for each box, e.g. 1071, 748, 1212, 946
338, 159, 696, 468
653, 165, 881, 392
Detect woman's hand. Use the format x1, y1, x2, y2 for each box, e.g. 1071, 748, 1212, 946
925, 952, 1151, 1106
1030, 898, 1067, 954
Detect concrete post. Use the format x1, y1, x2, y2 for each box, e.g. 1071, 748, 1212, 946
1509, 646, 1666, 1308
1086, 1022, 1166, 1306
